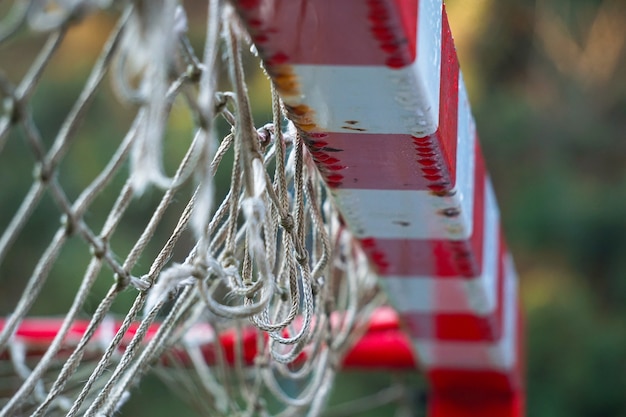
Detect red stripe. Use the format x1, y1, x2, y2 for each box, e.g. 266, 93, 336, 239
306, 133, 434, 191
234, 0, 418, 67
428, 390, 525, 417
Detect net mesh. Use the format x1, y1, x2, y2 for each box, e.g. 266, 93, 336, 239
0, 1, 402, 416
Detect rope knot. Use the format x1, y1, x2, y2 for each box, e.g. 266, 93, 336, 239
280, 214, 295, 232
295, 247, 308, 264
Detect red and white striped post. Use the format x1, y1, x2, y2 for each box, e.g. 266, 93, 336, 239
232, 1, 524, 415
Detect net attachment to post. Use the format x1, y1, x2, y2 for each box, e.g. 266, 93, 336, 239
0, 0, 524, 416
231, 1, 525, 415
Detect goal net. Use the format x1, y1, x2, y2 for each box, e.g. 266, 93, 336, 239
0, 1, 398, 415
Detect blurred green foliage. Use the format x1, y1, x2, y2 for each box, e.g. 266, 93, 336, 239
0, 0, 625, 415
447, 0, 626, 415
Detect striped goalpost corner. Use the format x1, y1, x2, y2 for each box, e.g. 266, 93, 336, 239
232, 0, 525, 415
0, 0, 524, 415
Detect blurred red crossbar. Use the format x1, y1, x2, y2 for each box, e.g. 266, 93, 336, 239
0, 307, 416, 369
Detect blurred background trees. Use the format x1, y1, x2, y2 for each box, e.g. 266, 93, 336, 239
446, 0, 626, 415
1, 0, 625, 415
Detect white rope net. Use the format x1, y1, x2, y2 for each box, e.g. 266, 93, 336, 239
0, 1, 416, 416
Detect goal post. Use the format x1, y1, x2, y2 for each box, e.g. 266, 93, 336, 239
231, 0, 525, 415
